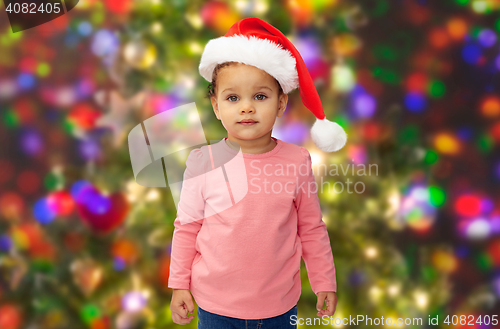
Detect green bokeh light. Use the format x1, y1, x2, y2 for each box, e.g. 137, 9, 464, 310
428, 80, 446, 98
62, 118, 75, 134
81, 304, 101, 325
495, 18, 500, 33
424, 150, 439, 164
429, 186, 446, 207
477, 133, 494, 153
44, 172, 62, 191
476, 252, 492, 272
2, 109, 19, 128
332, 114, 350, 131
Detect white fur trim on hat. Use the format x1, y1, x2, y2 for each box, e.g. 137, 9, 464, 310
199, 35, 299, 94
311, 117, 348, 152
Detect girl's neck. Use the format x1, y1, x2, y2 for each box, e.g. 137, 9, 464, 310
225, 134, 277, 155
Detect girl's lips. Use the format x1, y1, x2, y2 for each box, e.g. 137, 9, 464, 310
238, 122, 258, 126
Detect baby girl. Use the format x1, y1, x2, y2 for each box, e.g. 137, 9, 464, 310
168, 17, 347, 328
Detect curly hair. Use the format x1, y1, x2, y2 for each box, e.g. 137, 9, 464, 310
205, 62, 284, 99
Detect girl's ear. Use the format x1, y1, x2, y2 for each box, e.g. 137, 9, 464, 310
277, 93, 288, 118
210, 96, 220, 120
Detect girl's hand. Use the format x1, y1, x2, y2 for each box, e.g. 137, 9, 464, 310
316, 291, 337, 317
171, 289, 196, 325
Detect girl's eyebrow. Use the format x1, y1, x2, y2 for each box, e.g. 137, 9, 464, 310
222, 86, 273, 93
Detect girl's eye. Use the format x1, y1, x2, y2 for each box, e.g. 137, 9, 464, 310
256, 94, 267, 100
227, 96, 238, 102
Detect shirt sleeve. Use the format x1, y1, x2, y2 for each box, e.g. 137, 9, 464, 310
168, 148, 207, 290
295, 146, 337, 294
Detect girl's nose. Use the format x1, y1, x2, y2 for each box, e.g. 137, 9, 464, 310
240, 101, 255, 113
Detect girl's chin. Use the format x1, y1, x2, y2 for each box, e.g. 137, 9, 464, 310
228, 131, 261, 138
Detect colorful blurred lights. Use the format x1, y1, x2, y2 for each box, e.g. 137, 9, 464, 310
428, 186, 446, 207
414, 291, 428, 309
113, 257, 127, 271
454, 194, 481, 217
466, 218, 490, 240
365, 247, 378, 259
434, 133, 460, 154
472, 1, 490, 14
71, 180, 93, 200
353, 93, 376, 118
386, 189, 400, 218
404, 92, 427, 112
79, 139, 101, 161
348, 144, 367, 164
387, 284, 400, 296
33, 197, 57, 224
0, 235, 12, 252
274, 120, 308, 145
478, 28, 497, 47
493, 275, 500, 297
481, 95, 500, 117
122, 291, 147, 312
406, 72, 428, 93
432, 250, 458, 273
457, 126, 473, 141
487, 239, 500, 266
447, 17, 468, 41
480, 198, 494, 214
399, 185, 437, 232
489, 216, 500, 234
411, 187, 429, 201
87, 193, 111, 215
294, 37, 321, 68
428, 80, 446, 98
17, 73, 35, 89
20, 129, 44, 156
332, 64, 355, 92
47, 191, 75, 216
91, 29, 119, 57
461, 43, 482, 64
78, 21, 92, 36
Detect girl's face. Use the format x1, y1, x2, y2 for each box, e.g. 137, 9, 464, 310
210, 63, 288, 144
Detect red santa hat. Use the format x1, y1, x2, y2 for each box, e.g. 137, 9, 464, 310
199, 17, 347, 152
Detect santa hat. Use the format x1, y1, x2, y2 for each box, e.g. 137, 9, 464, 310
199, 17, 347, 152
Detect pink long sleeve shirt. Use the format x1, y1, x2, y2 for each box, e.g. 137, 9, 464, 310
168, 136, 337, 319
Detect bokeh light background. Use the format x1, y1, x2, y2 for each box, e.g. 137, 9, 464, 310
1, 0, 500, 328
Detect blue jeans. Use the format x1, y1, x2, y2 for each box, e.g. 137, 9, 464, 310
198, 304, 298, 329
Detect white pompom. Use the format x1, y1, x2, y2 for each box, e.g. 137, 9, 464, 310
311, 118, 347, 152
